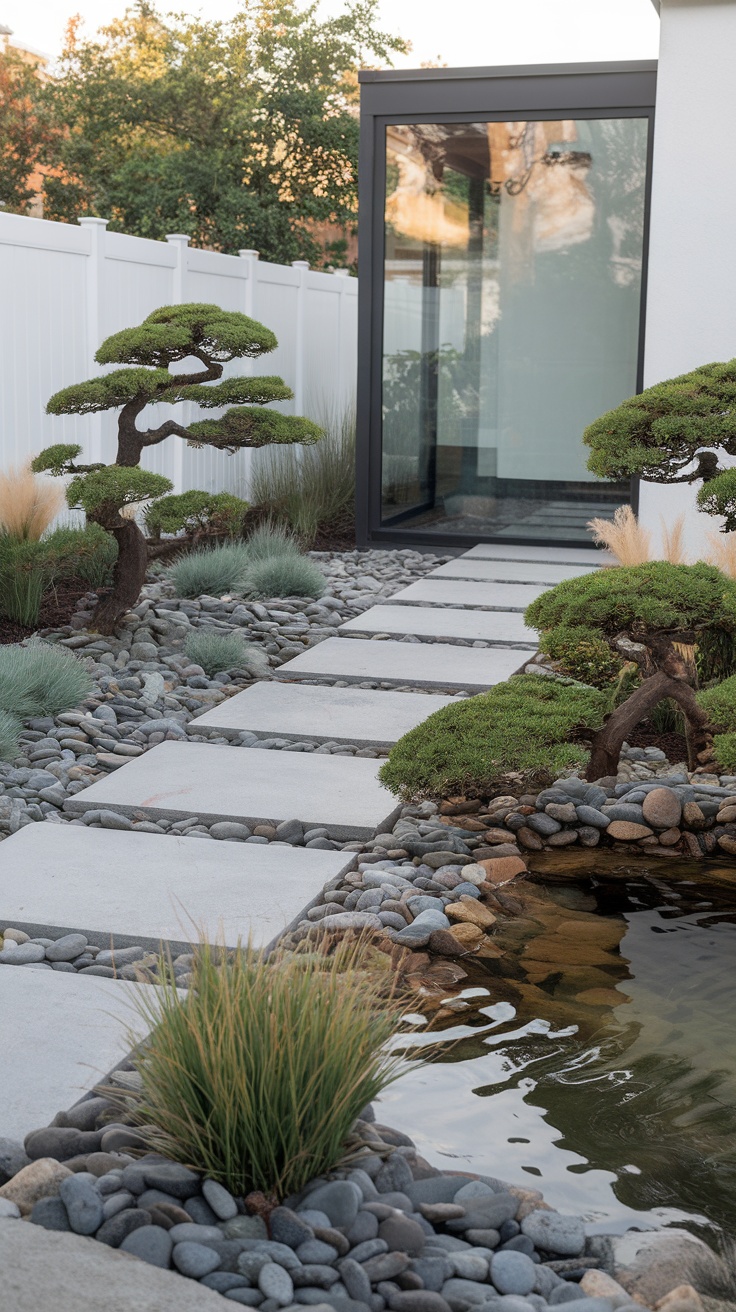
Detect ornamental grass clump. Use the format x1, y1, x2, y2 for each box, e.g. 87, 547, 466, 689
0, 538, 51, 627
125, 936, 410, 1198
0, 641, 91, 719
243, 520, 301, 562
243, 553, 326, 599
0, 709, 23, 762
0, 463, 65, 540
379, 675, 608, 801
184, 629, 262, 676
169, 543, 251, 598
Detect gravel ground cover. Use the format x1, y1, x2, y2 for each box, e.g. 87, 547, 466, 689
0, 1094, 656, 1310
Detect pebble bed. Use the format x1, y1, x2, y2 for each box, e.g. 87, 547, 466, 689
0, 550, 459, 845
0, 1097, 644, 1311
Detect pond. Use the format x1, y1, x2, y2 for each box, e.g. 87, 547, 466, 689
380, 854, 736, 1241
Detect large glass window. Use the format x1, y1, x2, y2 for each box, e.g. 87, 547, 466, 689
381, 117, 648, 540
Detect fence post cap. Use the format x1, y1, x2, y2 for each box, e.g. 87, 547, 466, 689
78, 216, 109, 227
165, 233, 191, 244
291, 260, 310, 269
239, 248, 259, 259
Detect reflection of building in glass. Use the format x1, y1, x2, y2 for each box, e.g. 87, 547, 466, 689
379, 115, 648, 540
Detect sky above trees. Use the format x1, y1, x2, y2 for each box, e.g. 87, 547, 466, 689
5, 0, 659, 68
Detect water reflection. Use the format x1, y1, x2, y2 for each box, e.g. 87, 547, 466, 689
381, 862, 736, 1237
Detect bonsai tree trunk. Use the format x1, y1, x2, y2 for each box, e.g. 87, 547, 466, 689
92, 518, 150, 635
586, 638, 715, 781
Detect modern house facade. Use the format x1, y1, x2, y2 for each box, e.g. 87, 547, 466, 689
356, 0, 736, 557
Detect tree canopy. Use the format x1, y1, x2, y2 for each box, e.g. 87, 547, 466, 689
0, 44, 55, 212
38, 0, 406, 266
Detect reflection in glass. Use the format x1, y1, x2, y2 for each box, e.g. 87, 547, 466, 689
381, 118, 648, 540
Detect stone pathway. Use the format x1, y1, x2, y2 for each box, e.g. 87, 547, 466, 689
0, 542, 607, 1138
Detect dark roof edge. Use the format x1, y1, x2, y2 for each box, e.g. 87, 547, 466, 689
358, 59, 658, 84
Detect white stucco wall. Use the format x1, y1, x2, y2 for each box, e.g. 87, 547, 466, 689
639, 0, 736, 558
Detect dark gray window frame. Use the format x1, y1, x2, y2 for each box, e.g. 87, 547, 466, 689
356, 61, 658, 550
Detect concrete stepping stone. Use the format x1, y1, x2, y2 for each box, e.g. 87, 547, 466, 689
428, 558, 600, 585
0, 964, 149, 1141
384, 579, 547, 611
188, 681, 456, 748
274, 636, 528, 691
64, 742, 401, 840
339, 605, 538, 649
462, 544, 615, 566
0, 824, 353, 952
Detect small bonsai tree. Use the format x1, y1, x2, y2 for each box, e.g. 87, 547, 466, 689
526, 562, 736, 779
33, 304, 322, 632
583, 358, 736, 529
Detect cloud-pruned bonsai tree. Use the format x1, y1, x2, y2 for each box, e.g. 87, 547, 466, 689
583, 358, 736, 529
33, 303, 322, 632
526, 562, 736, 779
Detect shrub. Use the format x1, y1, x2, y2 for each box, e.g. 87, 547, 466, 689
243, 521, 301, 562
249, 406, 355, 544
243, 554, 326, 599
124, 936, 409, 1198
697, 676, 736, 731
184, 629, 262, 676
379, 675, 608, 800
42, 523, 118, 589
712, 733, 736, 773
0, 642, 92, 718
169, 543, 251, 598
0, 464, 65, 540
0, 709, 22, 762
539, 624, 622, 688
525, 561, 736, 643
145, 491, 249, 541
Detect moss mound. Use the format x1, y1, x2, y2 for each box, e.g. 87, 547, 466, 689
378, 675, 608, 802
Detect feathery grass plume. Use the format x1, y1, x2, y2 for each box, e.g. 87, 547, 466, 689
706, 529, 736, 579
0, 641, 92, 718
249, 406, 355, 544
660, 513, 687, 564
243, 520, 301, 562
121, 933, 413, 1197
587, 505, 651, 565
0, 709, 22, 762
169, 542, 251, 598
184, 629, 263, 677
243, 553, 326, 600
0, 463, 65, 541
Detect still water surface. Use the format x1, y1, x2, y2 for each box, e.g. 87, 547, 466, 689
379, 857, 736, 1238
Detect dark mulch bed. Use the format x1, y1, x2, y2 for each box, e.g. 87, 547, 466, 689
0, 578, 99, 646
628, 723, 689, 763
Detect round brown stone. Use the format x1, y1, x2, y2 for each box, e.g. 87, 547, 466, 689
642, 787, 682, 830
477, 855, 527, 885
606, 820, 654, 841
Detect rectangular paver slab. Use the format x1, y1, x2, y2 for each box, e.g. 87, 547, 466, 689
428, 558, 600, 585
189, 680, 456, 748
385, 579, 547, 611
462, 544, 615, 566
339, 605, 538, 648
0, 823, 352, 951
64, 741, 401, 840
0, 965, 149, 1141
274, 636, 528, 691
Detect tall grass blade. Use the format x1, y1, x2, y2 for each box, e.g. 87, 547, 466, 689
660, 513, 687, 564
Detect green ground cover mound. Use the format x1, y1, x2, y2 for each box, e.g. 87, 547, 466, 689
379, 675, 607, 801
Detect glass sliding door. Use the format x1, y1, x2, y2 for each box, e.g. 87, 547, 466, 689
380, 116, 649, 541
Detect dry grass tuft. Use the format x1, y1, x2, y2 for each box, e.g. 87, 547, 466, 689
121, 932, 415, 1198
706, 530, 736, 579
587, 505, 651, 566
0, 463, 65, 540
660, 513, 688, 564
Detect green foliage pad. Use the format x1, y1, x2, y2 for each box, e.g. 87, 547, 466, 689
379, 675, 607, 801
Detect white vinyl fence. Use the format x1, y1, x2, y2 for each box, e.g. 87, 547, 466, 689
0, 214, 357, 497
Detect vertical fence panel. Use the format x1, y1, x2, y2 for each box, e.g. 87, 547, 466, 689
0, 214, 357, 497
